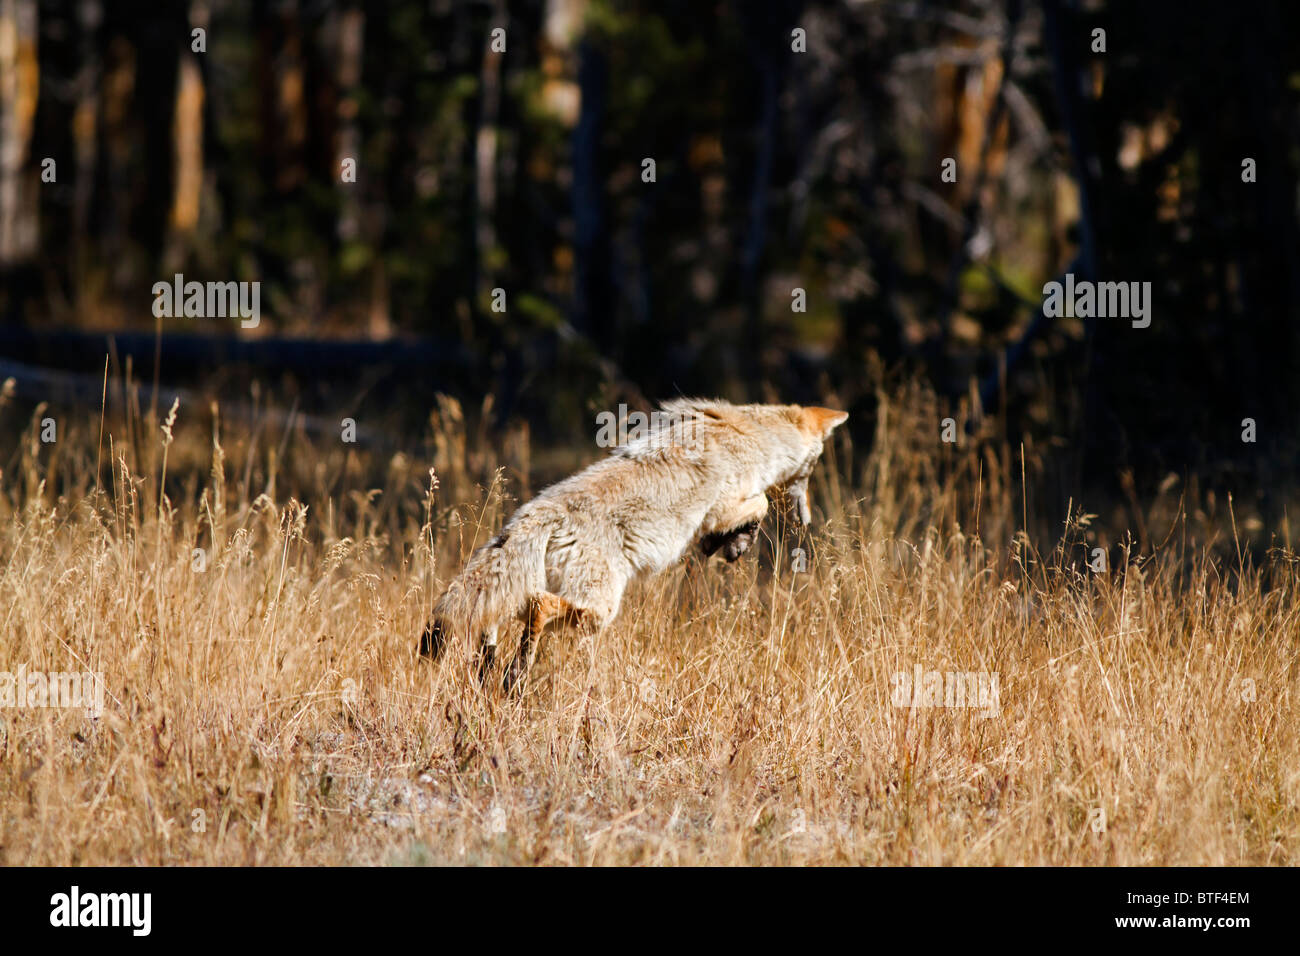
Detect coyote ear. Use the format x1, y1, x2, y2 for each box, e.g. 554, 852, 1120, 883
801, 406, 849, 439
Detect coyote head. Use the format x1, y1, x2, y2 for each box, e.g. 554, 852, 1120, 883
780, 405, 849, 525
626, 398, 848, 527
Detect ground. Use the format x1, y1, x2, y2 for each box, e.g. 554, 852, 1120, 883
0, 391, 1295, 865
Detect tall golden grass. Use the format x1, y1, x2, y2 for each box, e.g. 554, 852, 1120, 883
0, 378, 1295, 865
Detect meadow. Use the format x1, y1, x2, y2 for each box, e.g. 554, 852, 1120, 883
1, 379, 1295, 865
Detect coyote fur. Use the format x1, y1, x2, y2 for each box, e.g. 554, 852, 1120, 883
419, 398, 848, 690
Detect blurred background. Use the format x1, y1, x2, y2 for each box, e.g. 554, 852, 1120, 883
1, 0, 1298, 547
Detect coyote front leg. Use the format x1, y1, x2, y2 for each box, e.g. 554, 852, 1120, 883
699, 493, 768, 562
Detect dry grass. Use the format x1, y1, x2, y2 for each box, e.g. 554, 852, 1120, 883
0, 381, 1297, 866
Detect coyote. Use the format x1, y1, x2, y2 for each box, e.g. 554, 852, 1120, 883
419, 398, 848, 691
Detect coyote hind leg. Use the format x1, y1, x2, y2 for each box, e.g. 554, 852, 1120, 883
418, 618, 447, 659
476, 625, 500, 686
504, 592, 592, 695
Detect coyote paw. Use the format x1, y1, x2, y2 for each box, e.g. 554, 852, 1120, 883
700, 520, 759, 562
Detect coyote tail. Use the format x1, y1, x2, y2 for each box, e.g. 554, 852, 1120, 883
419, 521, 549, 660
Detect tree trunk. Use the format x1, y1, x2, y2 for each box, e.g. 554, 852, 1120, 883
474, 0, 506, 311
164, 0, 206, 273
72, 0, 101, 289
0, 0, 39, 267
